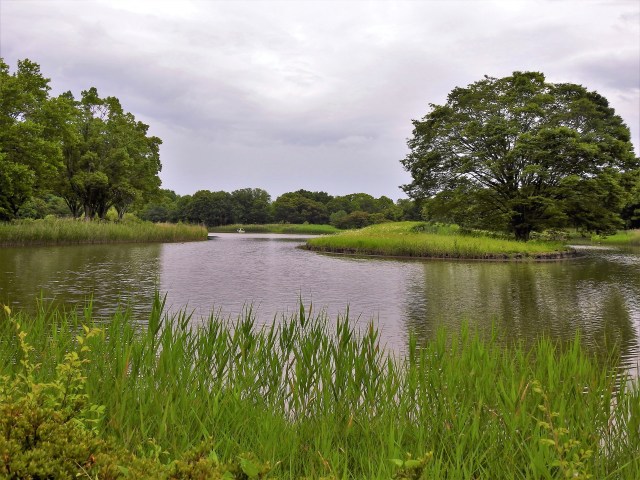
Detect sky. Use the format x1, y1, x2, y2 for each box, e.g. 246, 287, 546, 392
1, 0, 638, 200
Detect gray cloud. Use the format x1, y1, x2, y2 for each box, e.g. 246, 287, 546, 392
1, 0, 638, 199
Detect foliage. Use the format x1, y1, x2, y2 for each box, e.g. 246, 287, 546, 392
272, 192, 329, 224
0, 308, 272, 479
0, 299, 638, 478
305, 221, 572, 259
231, 188, 273, 224
0, 59, 64, 220
59, 87, 162, 220
0, 217, 207, 246
591, 229, 640, 246
401, 71, 640, 240
0, 58, 163, 222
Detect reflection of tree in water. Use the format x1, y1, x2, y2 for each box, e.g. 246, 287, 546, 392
402, 251, 639, 371
0, 244, 161, 319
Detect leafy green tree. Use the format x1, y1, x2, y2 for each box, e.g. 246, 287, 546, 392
273, 192, 328, 224
186, 190, 234, 226
620, 170, 640, 228
401, 71, 639, 240
0, 59, 66, 219
60, 88, 162, 220
231, 188, 272, 224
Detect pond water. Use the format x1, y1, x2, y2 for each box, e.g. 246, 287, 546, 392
1, 233, 638, 374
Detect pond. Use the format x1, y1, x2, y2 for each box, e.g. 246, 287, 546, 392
1, 233, 638, 374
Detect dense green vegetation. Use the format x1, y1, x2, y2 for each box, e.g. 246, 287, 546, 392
1, 298, 638, 478
140, 188, 418, 229
592, 229, 640, 246
0, 59, 162, 222
0, 218, 207, 246
305, 222, 573, 259
210, 223, 340, 235
401, 71, 640, 240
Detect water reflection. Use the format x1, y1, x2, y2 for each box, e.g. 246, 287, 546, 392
402, 250, 639, 374
0, 237, 638, 374
0, 244, 161, 316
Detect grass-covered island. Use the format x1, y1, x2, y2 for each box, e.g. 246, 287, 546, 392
0, 218, 208, 246
0, 298, 638, 478
210, 223, 340, 235
304, 221, 576, 260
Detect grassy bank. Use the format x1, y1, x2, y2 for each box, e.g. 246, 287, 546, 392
305, 222, 573, 260
0, 218, 207, 246
210, 223, 339, 234
1, 297, 638, 479
593, 229, 640, 246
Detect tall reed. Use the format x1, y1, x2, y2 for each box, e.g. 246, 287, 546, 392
0, 218, 207, 246
1, 297, 637, 478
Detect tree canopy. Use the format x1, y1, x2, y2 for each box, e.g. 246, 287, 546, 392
0, 58, 162, 221
401, 71, 639, 240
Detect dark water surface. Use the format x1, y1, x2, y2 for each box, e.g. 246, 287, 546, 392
1, 234, 638, 373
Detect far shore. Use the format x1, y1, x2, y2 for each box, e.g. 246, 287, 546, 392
0, 218, 207, 246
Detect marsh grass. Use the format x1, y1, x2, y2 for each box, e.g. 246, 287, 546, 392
1, 296, 638, 478
210, 223, 340, 235
305, 221, 573, 260
593, 230, 640, 246
0, 218, 207, 246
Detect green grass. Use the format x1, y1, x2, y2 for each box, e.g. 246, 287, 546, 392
305, 221, 574, 260
210, 223, 340, 235
592, 229, 640, 246
1, 296, 638, 478
0, 218, 208, 246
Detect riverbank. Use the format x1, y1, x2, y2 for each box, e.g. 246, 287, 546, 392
593, 229, 640, 246
0, 218, 207, 246
209, 223, 339, 234
304, 221, 575, 260
1, 298, 637, 479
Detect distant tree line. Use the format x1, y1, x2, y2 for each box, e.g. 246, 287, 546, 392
0, 58, 161, 221
137, 188, 421, 228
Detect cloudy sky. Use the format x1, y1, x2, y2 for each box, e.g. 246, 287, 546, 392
1, 0, 638, 200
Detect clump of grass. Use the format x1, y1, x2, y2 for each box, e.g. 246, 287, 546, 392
210, 223, 339, 234
305, 221, 573, 260
592, 229, 640, 246
1, 296, 638, 478
0, 218, 207, 246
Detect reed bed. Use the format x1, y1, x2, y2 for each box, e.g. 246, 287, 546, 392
305, 222, 573, 260
1, 296, 638, 478
0, 218, 207, 246
594, 230, 640, 246
211, 223, 340, 234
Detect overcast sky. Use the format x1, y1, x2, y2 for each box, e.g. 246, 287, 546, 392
1, 0, 638, 200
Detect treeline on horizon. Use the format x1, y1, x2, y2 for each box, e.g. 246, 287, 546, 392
11, 186, 422, 229
0, 57, 421, 229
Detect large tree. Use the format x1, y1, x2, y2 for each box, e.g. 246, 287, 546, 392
58, 87, 162, 220
401, 71, 639, 240
0, 59, 66, 219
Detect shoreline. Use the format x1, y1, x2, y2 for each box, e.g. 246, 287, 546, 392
301, 244, 581, 261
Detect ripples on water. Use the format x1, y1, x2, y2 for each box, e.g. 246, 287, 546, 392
0, 235, 638, 375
